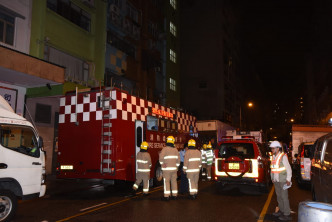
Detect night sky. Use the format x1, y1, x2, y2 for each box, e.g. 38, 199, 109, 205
234, 1, 313, 111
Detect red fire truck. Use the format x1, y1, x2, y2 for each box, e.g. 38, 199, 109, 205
56, 87, 197, 185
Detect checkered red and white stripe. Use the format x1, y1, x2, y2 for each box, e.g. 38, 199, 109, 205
59, 89, 197, 132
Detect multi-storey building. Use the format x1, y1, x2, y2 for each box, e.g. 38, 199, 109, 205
0, 0, 65, 174
180, 0, 241, 126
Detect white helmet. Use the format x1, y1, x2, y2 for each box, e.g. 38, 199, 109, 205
269, 141, 282, 148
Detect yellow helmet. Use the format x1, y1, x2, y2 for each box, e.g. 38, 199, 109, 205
207, 142, 212, 149
203, 144, 207, 149
166, 136, 175, 144
140, 141, 149, 150
188, 139, 196, 147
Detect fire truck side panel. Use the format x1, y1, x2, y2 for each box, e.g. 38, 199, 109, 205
58, 117, 102, 178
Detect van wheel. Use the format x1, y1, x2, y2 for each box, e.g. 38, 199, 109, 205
153, 163, 163, 187
0, 190, 17, 222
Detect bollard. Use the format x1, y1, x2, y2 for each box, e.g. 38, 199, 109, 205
298, 201, 332, 222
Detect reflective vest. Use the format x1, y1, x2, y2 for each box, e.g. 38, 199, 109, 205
271, 152, 286, 173
201, 150, 207, 164
205, 149, 214, 165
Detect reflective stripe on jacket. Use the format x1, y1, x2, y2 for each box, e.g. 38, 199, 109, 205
201, 150, 207, 164
159, 146, 180, 171
183, 149, 202, 173
137, 152, 152, 173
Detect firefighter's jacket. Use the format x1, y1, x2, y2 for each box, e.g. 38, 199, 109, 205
270, 152, 292, 183
183, 148, 202, 173
205, 149, 215, 166
159, 146, 180, 171
137, 151, 152, 173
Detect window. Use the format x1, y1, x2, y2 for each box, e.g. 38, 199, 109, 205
136, 126, 142, 147
219, 143, 255, 159
126, 2, 139, 23
170, 0, 176, 9
147, 116, 158, 131
170, 78, 176, 91
35, 103, 52, 124
170, 22, 176, 36
0, 124, 40, 157
47, 0, 91, 32
324, 140, 332, 162
169, 49, 176, 63
0, 11, 15, 45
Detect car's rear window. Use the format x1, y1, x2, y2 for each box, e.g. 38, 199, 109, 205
219, 143, 255, 158
302, 145, 312, 158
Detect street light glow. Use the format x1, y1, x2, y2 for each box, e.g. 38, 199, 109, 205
248, 102, 253, 107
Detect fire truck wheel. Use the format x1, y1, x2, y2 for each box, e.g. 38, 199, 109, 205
0, 190, 17, 222
153, 163, 163, 187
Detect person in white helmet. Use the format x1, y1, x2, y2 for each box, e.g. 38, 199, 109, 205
269, 141, 292, 221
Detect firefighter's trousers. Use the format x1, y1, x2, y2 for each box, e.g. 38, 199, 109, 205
162, 170, 178, 197
201, 164, 207, 177
206, 165, 212, 180
133, 172, 150, 194
187, 172, 199, 195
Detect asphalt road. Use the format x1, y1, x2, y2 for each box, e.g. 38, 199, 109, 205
12, 176, 311, 222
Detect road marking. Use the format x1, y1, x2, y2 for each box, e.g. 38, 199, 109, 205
257, 185, 275, 222
56, 187, 163, 222
80, 202, 108, 212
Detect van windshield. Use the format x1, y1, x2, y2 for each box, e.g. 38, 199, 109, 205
219, 143, 255, 158
0, 124, 40, 157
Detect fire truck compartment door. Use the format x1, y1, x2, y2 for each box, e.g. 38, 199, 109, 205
135, 120, 144, 173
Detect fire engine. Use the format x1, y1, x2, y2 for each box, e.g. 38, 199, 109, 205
56, 87, 197, 185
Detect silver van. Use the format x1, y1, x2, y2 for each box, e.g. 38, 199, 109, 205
311, 133, 332, 203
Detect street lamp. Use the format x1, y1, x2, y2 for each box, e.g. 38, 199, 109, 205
240, 102, 254, 130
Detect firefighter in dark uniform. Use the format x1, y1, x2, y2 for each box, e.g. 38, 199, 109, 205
183, 139, 202, 199
159, 136, 180, 200
132, 141, 152, 196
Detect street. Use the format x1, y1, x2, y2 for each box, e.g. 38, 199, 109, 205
12, 176, 311, 222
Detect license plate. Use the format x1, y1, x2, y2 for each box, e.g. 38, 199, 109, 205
228, 163, 239, 170
60, 165, 73, 170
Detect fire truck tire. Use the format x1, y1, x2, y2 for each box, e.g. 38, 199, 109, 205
0, 190, 17, 222
153, 163, 163, 187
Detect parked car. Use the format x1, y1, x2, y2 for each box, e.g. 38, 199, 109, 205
311, 133, 332, 203
213, 136, 271, 192
294, 142, 315, 186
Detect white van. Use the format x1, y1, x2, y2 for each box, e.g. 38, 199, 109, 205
0, 96, 46, 221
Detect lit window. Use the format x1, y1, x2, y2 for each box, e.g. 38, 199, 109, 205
170, 22, 176, 36
170, 0, 176, 9
170, 78, 176, 91
0, 12, 15, 46
170, 49, 176, 63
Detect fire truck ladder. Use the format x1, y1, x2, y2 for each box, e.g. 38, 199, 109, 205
100, 88, 114, 175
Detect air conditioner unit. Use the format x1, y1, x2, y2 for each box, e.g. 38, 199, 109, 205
123, 18, 132, 33
133, 26, 140, 39
110, 4, 120, 15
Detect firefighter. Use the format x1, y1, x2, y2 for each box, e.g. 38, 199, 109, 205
159, 135, 180, 201
205, 142, 215, 181
132, 141, 152, 196
270, 141, 292, 221
201, 144, 207, 180
183, 139, 202, 199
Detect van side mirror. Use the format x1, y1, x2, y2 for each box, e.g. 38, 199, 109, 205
38, 137, 44, 149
